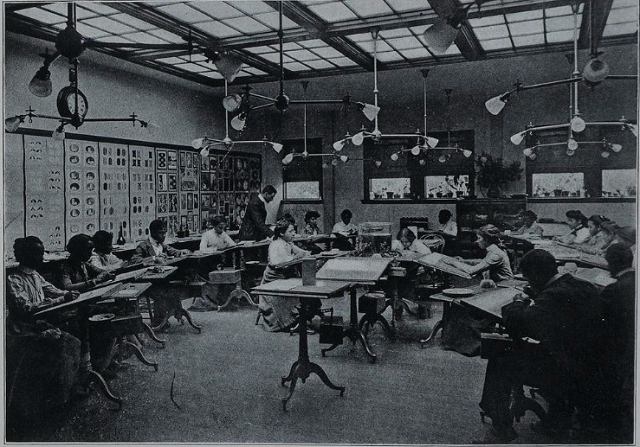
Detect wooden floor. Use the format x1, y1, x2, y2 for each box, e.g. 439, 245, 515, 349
6, 296, 614, 444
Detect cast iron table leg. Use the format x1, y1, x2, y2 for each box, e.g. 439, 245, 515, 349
420, 301, 450, 347
142, 322, 166, 347
281, 300, 345, 411
87, 369, 123, 410
121, 339, 159, 371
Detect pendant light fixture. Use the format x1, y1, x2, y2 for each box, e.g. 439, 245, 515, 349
506, 1, 636, 158
222, 0, 378, 132
191, 80, 283, 158
334, 30, 439, 155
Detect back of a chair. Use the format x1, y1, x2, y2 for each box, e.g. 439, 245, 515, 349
420, 233, 445, 253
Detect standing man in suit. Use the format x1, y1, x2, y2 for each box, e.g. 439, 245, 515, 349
239, 185, 276, 241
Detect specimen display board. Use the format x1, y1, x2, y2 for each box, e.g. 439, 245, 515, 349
130, 145, 156, 242
64, 139, 100, 241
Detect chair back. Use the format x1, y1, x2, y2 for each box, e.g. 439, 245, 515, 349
420, 232, 445, 253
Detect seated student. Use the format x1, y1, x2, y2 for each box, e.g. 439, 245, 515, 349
283, 212, 298, 233
437, 209, 458, 236
6, 237, 83, 429
476, 249, 606, 443
599, 244, 635, 442
554, 210, 590, 244
258, 219, 312, 332
332, 209, 357, 250
131, 219, 190, 264
440, 224, 513, 286
574, 214, 609, 254
391, 228, 431, 257
90, 230, 124, 271
57, 234, 115, 292
512, 210, 543, 236
597, 220, 621, 255
303, 210, 321, 236
613, 226, 636, 267
199, 215, 236, 252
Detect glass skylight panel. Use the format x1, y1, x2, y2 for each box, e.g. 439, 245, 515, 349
156, 57, 188, 65
260, 53, 294, 64
410, 25, 430, 35
246, 46, 273, 55
231, 1, 274, 15
15, 8, 65, 25
110, 13, 156, 31
606, 7, 639, 25
603, 22, 638, 37
283, 62, 311, 71
222, 16, 271, 34
545, 4, 583, 17
546, 15, 575, 32
82, 17, 136, 34
508, 19, 544, 36
611, 0, 638, 8
74, 23, 109, 39
473, 24, 509, 40
78, 2, 120, 16
92, 35, 135, 44
180, 54, 208, 63
282, 42, 303, 51
344, 0, 394, 17
386, 0, 432, 13
505, 10, 543, 22
350, 39, 393, 53
481, 38, 513, 51
123, 31, 168, 44
512, 34, 545, 47
44, 2, 91, 19
385, 36, 423, 50
304, 59, 336, 69
546, 30, 574, 43
287, 49, 321, 62
299, 40, 329, 49
193, 21, 242, 38
376, 51, 405, 62
192, 2, 242, 19
253, 12, 299, 30
309, 46, 344, 58
157, 4, 212, 24
307, 2, 358, 22
468, 15, 505, 28
442, 44, 461, 56
176, 62, 209, 73
200, 71, 224, 79
148, 29, 184, 44
379, 28, 412, 38
398, 47, 432, 59
328, 57, 359, 67
242, 67, 268, 75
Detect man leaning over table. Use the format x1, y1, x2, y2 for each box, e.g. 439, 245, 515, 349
474, 249, 607, 443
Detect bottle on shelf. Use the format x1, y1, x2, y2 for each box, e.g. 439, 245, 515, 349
116, 224, 126, 245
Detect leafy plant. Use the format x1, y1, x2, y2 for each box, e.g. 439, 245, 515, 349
476, 152, 523, 189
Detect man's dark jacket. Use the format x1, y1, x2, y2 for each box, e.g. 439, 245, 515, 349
239, 193, 274, 241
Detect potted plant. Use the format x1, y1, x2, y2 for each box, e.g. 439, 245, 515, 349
476, 152, 523, 198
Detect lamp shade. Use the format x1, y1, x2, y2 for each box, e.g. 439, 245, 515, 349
410, 145, 422, 156
583, 58, 610, 86
340, 155, 349, 163
271, 142, 283, 153
485, 95, 507, 115
421, 20, 459, 54
567, 138, 579, 151
510, 131, 526, 145
351, 131, 365, 146
200, 147, 210, 157
425, 136, 439, 148
390, 152, 399, 161
523, 148, 533, 157
332, 140, 345, 151
462, 149, 472, 158
627, 124, 638, 137
419, 159, 426, 165
223, 94, 243, 113
5, 116, 22, 132
375, 160, 382, 167
214, 53, 244, 83
282, 153, 294, 165
331, 158, 338, 166
611, 143, 622, 153
29, 66, 52, 98
231, 114, 246, 131
438, 154, 447, 163
191, 138, 205, 149
601, 150, 610, 158
566, 148, 576, 156
52, 126, 66, 142
360, 104, 380, 121
570, 115, 586, 133
529, 153, 537, 160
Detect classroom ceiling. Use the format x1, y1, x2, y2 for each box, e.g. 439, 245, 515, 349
5, 0, 639, 88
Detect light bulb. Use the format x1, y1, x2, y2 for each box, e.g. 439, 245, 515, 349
566, 148, 575, 156
529, 153, 537, 160
222, 94, 243, 113
485, 95, 507, 116
231, 114, 246, 131
611, 143, 622, 153
462, 149, 472, 158
567, 138, 579, 151
570, 115, 586, 133
271, 142, 283, 153
52, 126, 66, 142
191, 138, 205, 149
332, 140, 345, 151
5, 116, 22, 132
340, 155, 349, 163
601, 151, 610, 158
390, 152, 399, 161
322, 162, 329, 169
419, 159, 426, 166
351, 131, 365, 146
374, 160, 382, 167
627, 124, 638, 137
282, 153, 294, 165
200, 147, 210, 157
523, 148, 533, 157
438, 154, 447, 163
510, 131, 526, 145
411, 145, 421, 156
331, 158, 338, 166
425, 136, 439, 148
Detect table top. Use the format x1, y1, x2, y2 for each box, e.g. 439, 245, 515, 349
457, 283, 526, 322
569, 267, 615, 288
316, 257, 392, 283
251, 278, 353, 299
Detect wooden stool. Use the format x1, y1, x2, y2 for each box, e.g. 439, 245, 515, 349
209, 269, 258, 311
